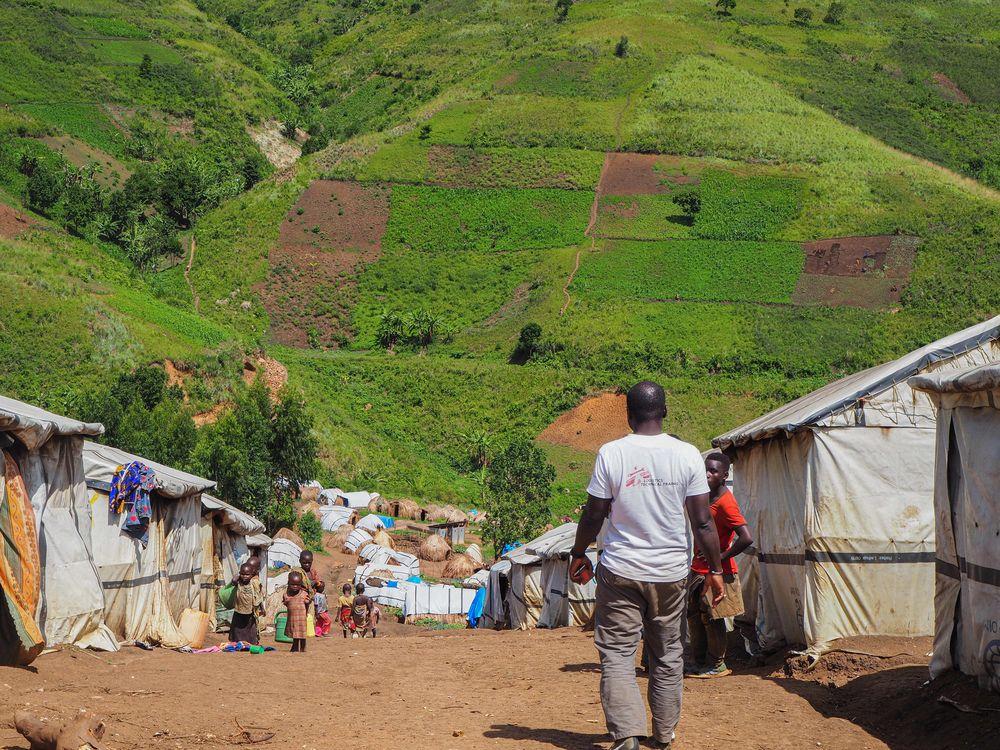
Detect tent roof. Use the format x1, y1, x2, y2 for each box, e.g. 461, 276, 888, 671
202, 494, 266, 536
506, 523, 580, 564
714, 315, 1000, 450
83, 441, 215, 499
909, 362, 1000, 395
246, 533, 273, 549
0, 395, 103, 451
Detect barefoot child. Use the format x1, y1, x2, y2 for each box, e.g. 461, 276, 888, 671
230, 562, 265, 645
338, 583, 355, 638
313, 582, 332, 637
283, 571, 312, 652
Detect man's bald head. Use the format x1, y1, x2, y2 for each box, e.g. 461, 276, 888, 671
626, 381, 666, 428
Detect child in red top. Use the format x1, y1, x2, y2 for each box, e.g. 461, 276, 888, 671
686, 452, 753, 678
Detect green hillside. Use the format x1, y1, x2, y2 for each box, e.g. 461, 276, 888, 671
2, 0, 999, 511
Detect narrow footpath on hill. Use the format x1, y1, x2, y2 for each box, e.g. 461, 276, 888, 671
183, 235, 200, 312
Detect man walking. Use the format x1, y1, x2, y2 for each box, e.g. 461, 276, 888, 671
570, 381, 724, 750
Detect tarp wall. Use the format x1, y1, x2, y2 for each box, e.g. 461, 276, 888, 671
928, 405, 1000, 692
22, 437, 116, 651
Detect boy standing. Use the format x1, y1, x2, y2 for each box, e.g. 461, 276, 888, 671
686, 452, 753, 678
313, 582, 332, 637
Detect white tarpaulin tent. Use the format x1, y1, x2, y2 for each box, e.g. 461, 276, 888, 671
478, 559, 512, 630
267, 538, 302, 569
319, 488, 377, 508
714, 315, 1000, 654
201, 494, 266, 631
83, 441, 214, 647
318, 505, 353, 531
910, 363, 1000, 693
401, 582, 478, 623
505, 523, 598, 630
0, 397, 116, 660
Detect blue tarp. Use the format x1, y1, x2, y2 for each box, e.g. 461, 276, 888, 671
467, 587, 486, 628
407, 575, 422, 583
501, 542, 522, 555
377, 515, 395, 528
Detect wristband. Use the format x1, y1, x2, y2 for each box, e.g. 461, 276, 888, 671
570, 550, 588, 560
709, 569, 723, 575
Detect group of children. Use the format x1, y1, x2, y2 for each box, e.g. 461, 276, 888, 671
227, 549, 382, 652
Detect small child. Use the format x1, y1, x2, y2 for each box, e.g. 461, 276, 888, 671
313, 582, 332, 637
230, 562, 265, 645
282, 571, 312, 652
338, 583, 355, 638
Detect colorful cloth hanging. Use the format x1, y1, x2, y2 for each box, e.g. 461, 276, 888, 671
109, 461, 156, 545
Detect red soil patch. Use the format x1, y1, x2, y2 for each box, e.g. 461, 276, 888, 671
0, 203, 33, 239
242, 355, 288, 399
794, 235, 918, 308
599, 198, 640, 219
801, 234, 917, 278
931, 72, 971, 104
260, 180, 389, 348
538, 392, 629, 453
598, 152, 699, 196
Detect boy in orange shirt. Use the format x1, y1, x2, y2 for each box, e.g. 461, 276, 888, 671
686, 452, 753, 678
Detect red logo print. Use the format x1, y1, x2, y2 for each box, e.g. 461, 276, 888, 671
625, 466, 652, 488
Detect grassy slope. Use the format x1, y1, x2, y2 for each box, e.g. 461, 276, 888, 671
2, 0, 999, 512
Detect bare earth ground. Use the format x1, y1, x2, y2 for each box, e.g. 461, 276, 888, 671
538, 392, 629, 453
3, 628, 997, 750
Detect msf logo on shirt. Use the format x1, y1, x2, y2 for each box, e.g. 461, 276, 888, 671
625, 465, 678, 488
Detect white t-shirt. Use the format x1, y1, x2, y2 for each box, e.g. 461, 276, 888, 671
587, 433, 709, 583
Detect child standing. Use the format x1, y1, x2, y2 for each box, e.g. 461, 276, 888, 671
230, 562, 265, 645
313, 581, 332, 637
282, 571, 312, 652
338, 583, 355, 638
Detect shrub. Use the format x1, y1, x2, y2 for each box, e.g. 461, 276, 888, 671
297, 511, 324, 552
793, 7, 813, 24
614, 36, 630, 58
823, 2, 846, 24
716, 0, 736, 16
510, 323, 542, 364
672, 189, 701, 217
555, 0, 573, 21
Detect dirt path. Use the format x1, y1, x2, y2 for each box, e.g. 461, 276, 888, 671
560, 152, 611, 316
4, 628, 992, 750
183, 235, 200, 313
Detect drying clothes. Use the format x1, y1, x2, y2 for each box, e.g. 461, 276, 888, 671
0, 451, 44, 667
109, 461, 156, 545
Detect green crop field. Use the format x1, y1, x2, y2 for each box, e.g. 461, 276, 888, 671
573, 239, 805, 304
2, 0, 999, 523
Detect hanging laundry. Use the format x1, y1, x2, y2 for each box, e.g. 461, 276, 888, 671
109, 461, 157, 545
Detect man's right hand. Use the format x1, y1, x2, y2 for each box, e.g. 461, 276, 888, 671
707, 573, 725, 606
569, 555, 593, 584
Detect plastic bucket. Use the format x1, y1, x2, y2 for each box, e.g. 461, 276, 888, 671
179, 608, 210, 649
306, 612, 315, 638
274, 611, 292, 643
218, 583, 236, 609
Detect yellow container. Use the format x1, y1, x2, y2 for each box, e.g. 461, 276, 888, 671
179, 608, 210, 649
306, 612, 315, 638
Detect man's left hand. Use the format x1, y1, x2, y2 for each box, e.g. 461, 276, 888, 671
707, 573, 725, 606
569, 555, 593, 584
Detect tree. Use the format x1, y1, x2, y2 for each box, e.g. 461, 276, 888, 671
554, 0, 573, 21
672, 188, 701, 217
296, 511, 324, 552
139, 53, 153, 79
823, 1, 845, 24
376, 310, 404, 350
481, 491, 550, 559
458, 429, 494, 501
510, 323, 542, 364
24, 162, 63, 213
485, 436, 555, 508
270, 387, 319, 496
793, 6, 813, 24
614, 36, 630, 58
716, 0, 736, 16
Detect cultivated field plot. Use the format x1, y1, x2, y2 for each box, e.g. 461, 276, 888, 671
17, 103, 125, 156
39, 134, 131, 187
598, 152, 701, 195
538, 391, 629, 453
383, 185, 591, 253
693, 170, 803, 241
86, 38, 184, 65
261, 180, 390, 347
0, 203, 34, 239
573, 239, 805, 304
792, 234, 918, 308
493, 55, 653, 100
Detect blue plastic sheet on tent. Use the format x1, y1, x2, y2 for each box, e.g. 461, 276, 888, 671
501, 542, 522, 555
386, 580, 398, 588
376, 515, 395, 528
467, 587, 486, 628
407, 575, 422, 583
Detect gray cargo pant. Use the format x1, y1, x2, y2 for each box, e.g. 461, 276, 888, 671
594, 564, 686, 744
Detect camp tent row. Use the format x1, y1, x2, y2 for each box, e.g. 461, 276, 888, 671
909, 363, 1000, 693
714, 314, 1000, 656
480, 523, 598, 630
0, 394, 270, 666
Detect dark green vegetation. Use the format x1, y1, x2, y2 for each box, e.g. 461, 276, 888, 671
2, 0, 1000, 525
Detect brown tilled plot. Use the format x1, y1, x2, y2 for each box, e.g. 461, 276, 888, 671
793, 234, 918, 308
598, 152, 699, 195
39, 135, 131, 187
0, 203, 33, 239
538, 392, 629, 453
931, 72, 971, 104
258, 180, 390, 347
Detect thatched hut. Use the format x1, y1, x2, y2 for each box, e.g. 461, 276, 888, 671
372, 529, 396, 549
274, 527, 305, 550
421, 503, 444, 522
329, 523, 354, 550
442, 553, 477, 579
419, 533, 451, 562
368, 496, 391, 515
300, 485, 321, 503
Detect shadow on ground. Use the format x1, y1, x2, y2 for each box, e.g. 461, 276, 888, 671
771, 665, 1000, 750
484, 724, 606, 749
